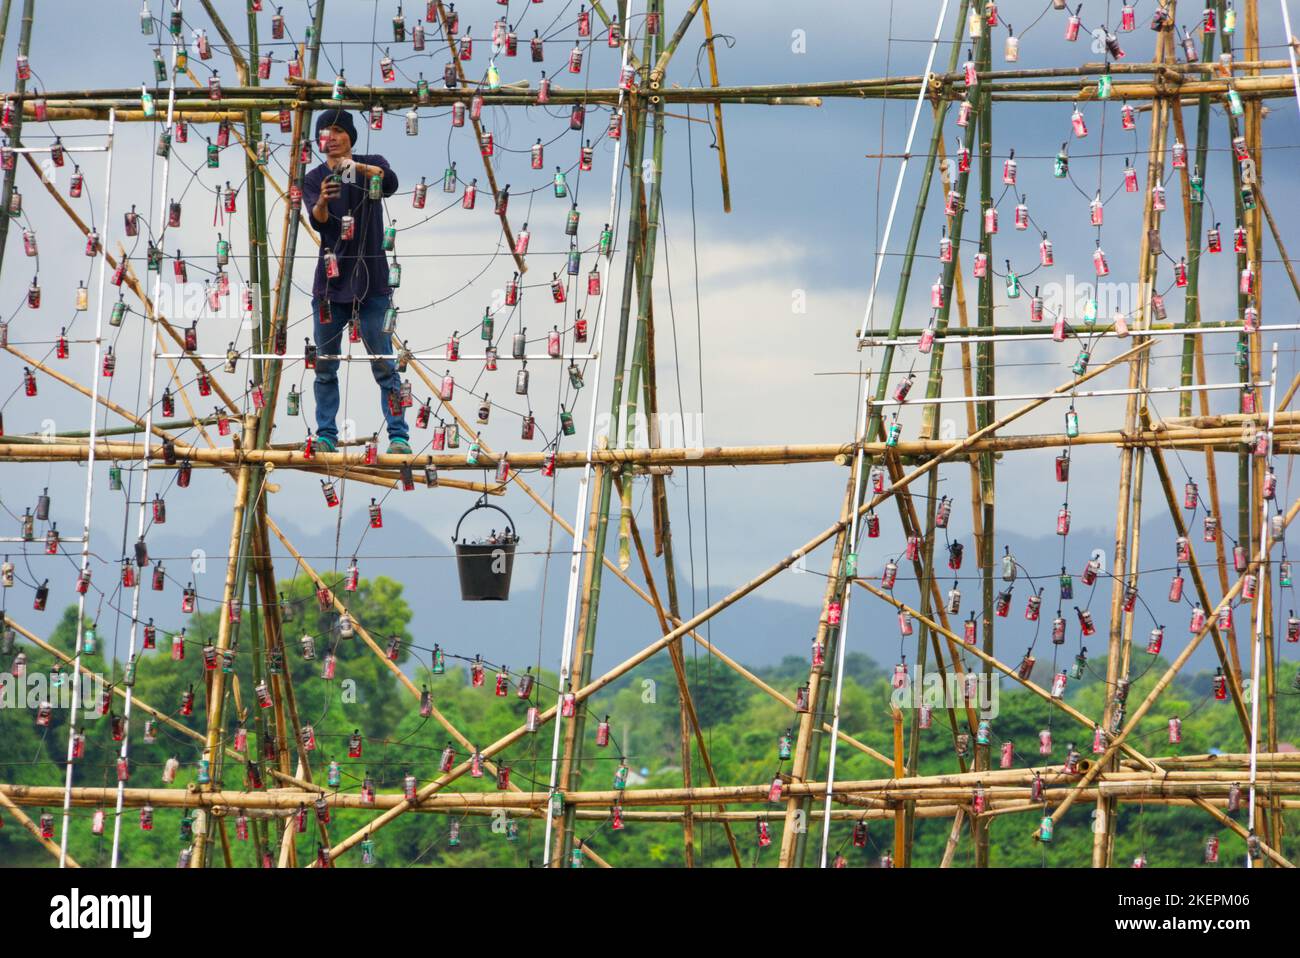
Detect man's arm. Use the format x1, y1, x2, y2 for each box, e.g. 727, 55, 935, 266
302, 171, 340, 237
360, 155, 399, 198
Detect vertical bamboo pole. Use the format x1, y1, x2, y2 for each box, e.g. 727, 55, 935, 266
553, 0, 647, 865
853, 2, 970, 862
778, 474, 856, 866
242, 4, 273, 379
553, 461, 607, 857
58, 107, 116, 868
615, 472, 743, 865
1092, 19, 1169, 868
109, 19, 181, 868
892, 706, 905, 863
0, 0, 32, 280
939, 809, 964, 867
972, 20, 994, 869
632, 223, 701, 859
191, 435, 253, 867
1224, 93, 1252, 605
618, 13, 667, 581
698, 0, 731, 212
201, 0, 287, 840
865, 1, 973, 865
262, 0, 325, 432
0, 0, 14, 69
1241, 0, 1277, 855
873, 0, 972, 444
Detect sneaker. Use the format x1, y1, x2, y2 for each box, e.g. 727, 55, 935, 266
387, 438, 412, 455
309, 436, 337, 453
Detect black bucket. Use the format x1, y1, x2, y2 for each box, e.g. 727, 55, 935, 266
453, 500, 519, 601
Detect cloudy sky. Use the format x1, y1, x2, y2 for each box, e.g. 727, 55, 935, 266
1, 1, 1297, 702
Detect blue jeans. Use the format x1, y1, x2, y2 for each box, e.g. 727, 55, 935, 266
311, 295, 408, 444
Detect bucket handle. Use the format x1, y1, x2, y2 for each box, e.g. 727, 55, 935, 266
453, 497, 517, 543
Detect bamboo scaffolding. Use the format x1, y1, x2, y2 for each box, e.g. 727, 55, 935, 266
261, 513, 610, 869
1036, 495, 1300, 865
4, 1, 1299, 873
403, 360, 891, 767
309, 341, 1156, 864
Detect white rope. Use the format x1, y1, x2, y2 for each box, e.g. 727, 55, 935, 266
823, 0, 952, 867
109, 49, 179, 869
59, 109, 117, 868
542, 3, 638, 867
856, 0, 952, 340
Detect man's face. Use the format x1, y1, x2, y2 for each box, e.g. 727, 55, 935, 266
321, 125, 350, 158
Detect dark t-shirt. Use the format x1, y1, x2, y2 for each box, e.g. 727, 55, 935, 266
302, 153, 399, 303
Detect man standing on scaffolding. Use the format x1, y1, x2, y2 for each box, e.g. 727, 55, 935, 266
301, 108, 411, 454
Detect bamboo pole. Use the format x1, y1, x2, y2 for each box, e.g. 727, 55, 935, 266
940, 809, 964, 867
0, 0, 32, 280
779, 471, 855, 866
1176, 24, 1216, 417
0, 0, 13, 68
892, 706, 905, 864
698, 0, 731, 212
12, 768, 1300, 814
972, 22, 996, 869
6, 416, 1299, 468
860, 8, 976, 865
190, 429, 253, 868
554, 12, 655, 866
20, 69, 1300, 109
615, 471, 743, 867
1093, 19, 1171, 867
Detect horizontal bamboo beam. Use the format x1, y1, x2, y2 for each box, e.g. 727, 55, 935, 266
1, 420, 1294, 470
7, 766, 1294, 812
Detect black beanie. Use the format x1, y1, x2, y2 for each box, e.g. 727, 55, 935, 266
315, 108, 358, 147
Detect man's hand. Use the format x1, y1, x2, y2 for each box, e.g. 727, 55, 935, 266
312, 176, 340, 223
